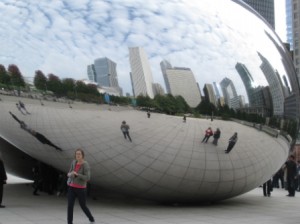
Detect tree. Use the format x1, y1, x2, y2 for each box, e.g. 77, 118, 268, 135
8, 64, 25, 87
0, 64, 10, 86
62, 78, 75, 95
34, 70, 47, 91
47, 73, 62, 95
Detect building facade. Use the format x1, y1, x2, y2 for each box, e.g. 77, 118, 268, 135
129, 47, 154, 98
220, 77, 240, 110
164, 67, 201, 108
87, 57, 122, 95
242, 0, 275, 28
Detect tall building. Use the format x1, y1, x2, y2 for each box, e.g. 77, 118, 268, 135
235, 62, 265, 107
292, 0, 300, 82
87, 57, 121, 95
203, 84, 217, 106
160, 60, 173, 94
163, 65, 201, 108
129, 47, 154, 98
258, 52, 285, 116
286, 0, 293, 49
242, 0, 275, 29
220, 77, 240, 110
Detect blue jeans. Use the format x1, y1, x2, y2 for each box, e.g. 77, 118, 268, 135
67, 187, 94, 224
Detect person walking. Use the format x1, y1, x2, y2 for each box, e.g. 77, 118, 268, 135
284, 155, 297, 197
225, 132, 238, 153
67, 149, 95, 224
120, 121, 132, 142
0, 154, 7, 208
212, 128, 221, 145
263, 178, 273, 197
201, 127, 213, 143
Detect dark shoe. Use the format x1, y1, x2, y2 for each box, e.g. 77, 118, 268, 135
0, 205, 5, 208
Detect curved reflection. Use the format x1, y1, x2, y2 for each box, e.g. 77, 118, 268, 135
0, 0, 299, 203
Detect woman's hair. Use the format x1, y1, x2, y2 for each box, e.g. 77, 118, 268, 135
75, 148, 85, 158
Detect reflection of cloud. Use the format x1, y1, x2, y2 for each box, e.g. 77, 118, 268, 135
0, 0, 287, 95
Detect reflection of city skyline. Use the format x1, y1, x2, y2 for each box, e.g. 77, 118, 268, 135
86, 44, 298, 119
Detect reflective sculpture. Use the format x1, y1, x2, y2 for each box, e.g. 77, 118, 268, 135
0, 0, 298, 202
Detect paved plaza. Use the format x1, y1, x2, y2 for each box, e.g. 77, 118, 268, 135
0, 183, 299, 224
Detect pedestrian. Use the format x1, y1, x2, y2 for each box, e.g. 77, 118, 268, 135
263, 178, 273, 197
225, 132, 238, 153
32, 163, 42, 196
19, 100, 30, 114
212, 128, 221, 145
0, 153, 7, 208
120, 121, 132, 142
67, 149, 95, 224
283, 155, 297, 197
147, 111, 151, 118
201, 127, 213, 143
183, 115, 186, 123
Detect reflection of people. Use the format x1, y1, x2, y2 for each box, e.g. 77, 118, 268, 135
225, 132, 238, 153
283, 155, 297, 197
67, 149, 95, 224
147, 111, 151, 118
19, 100, 30, 114
120, 121, 132, 142
0, 154, 7, 208
212, 128, 221, 145
183, 115, 186, 123
9, 111, 62, 151
201, 127, 213, 143
16, 103, 26, 115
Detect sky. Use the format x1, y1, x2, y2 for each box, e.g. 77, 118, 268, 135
0, 0, 289, 96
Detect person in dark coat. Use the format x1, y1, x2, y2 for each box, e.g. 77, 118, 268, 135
263, 178, 273, 197
0, 154, 7, 208
225, 132, 238, 153
212, 128, 221, 145
284, 155, 297, 197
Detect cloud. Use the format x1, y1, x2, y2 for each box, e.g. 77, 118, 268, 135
0, 0, 289, 100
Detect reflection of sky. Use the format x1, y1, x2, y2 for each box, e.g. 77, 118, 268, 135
0, 0, 289, 99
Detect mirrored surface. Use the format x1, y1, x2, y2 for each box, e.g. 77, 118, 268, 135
0, 0, 297, 202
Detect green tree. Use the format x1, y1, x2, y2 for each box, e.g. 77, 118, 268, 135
0, 64, 10, 86
8, 64, 25, 94
47, 73, 62, 96
34, 70, 47, 91
174, 95, 191, 113
62, 78, 75, 95
136, 95, 154, 108
195, 100, 216, 115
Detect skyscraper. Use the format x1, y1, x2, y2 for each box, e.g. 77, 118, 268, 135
242, 0, 275, 29
203, 84, 217, 106
87, 57, 121, 91
291, 0, 300, 82
160, 60, 173, 94
286, 0, 293, 49
162, 65, 201, 108
129, 47, 154, 98
258, 52, 285, 116
220, 77, 240, 110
